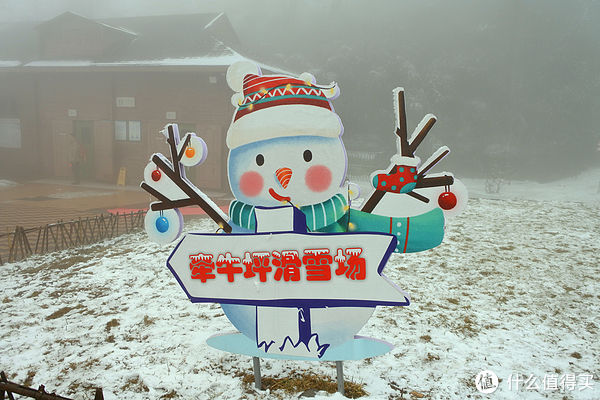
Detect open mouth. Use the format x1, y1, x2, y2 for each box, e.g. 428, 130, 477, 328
268, 188, 291, 202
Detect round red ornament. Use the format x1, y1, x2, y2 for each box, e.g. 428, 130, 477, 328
438, 191, 457, 210
151, 169, 161, 182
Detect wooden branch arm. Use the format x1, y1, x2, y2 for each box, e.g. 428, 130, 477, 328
415, 175, 454, 189
151, 198, 198, 211
394, 88, 411, 157
176, 134, 192, 161
152, 155, 232, 233
360, 190, 385, 213
418, 148, 450, 178
407, 191, 430, 203
408, 114, 436, 155
140, 182, 170, 203
167, 125, 181, 177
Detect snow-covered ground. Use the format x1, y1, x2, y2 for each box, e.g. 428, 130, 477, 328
0, 179, 17, 188
1, 175, 599, 399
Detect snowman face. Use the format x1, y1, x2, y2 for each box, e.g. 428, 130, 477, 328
228, 136, 347, 207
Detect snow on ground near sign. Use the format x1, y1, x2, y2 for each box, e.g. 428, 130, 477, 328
1, 197, 598, 399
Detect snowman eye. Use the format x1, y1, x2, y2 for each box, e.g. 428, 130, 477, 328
256, 154, 264, 166
303, 150, 312, 162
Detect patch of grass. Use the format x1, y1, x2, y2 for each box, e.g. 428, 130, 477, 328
105, 318, 119, 332
23, 254, 93, 274
499, 245, 515, 251
241, 371, 367, 398
570, 352, 582, 359
446, 298, 459, 305
142, 315, 155, 326
45, 305, 83, 320
419, 335, 431, 342
160, 390, 178, 399
23, 370, 36, 387
121, 375, 149, 392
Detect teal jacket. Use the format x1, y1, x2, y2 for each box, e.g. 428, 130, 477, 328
316, 207, 445, 253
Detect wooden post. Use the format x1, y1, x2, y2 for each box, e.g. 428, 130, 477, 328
94, 388, 104, 400
49, 225, 58, 251
8, 228, 17, 262
43, 225, 49, 254
336, 361, 344, 395
252, 357, 262, 390
21, 228, 32, 256
34, 226, 42, 253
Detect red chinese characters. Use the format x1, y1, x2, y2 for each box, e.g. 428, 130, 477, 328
251, 251, 272, 282
302, 248, 332, 281
334, 248, 366, 280
273, 250, 301, 282
189, 252, 215, 282
189, 247, 366, 283
216, 252, 242, 282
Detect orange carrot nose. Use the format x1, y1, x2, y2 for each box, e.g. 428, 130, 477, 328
275, 167, 292, 189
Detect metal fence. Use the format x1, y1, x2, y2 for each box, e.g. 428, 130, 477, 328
0, 211, 145, 265
0, 371, 104, 400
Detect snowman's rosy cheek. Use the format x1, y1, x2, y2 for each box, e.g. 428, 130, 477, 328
305, 165, 332, 192
239, 171, 263, 197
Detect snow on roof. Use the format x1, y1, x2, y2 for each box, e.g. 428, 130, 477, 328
0, 60, 21, 67
95, 55, 245, 67
24, 60, 94, 67
97, 21, 138, 37
21, 47, 294, 75
22, 56, 243, 68
204, 12, 225, 30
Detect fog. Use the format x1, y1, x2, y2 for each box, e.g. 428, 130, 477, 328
1, 0, 599, 182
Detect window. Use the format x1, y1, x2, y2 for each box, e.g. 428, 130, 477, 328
0, 118, 21, 148
115, 120, 141, 142
115, 120, 127, 141
128, 121, 141, 141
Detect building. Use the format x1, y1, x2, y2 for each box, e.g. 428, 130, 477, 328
0, 11, 285, 191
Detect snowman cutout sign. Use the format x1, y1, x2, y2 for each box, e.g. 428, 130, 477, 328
141, 61, 467, 360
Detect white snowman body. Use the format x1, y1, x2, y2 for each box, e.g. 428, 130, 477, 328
221, 62, 376, 357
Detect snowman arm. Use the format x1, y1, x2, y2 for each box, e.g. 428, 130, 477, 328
407, 191, 430, 203
175, 133, 192, 161
418, 146, 450, 177
151, 154, 232, 233
394, 88, 410, 157
165, 124, 182, 177
141, 182, 170, 203
408, 114, 436, 155
415, 175, 454, 189
150, 198, 198, 211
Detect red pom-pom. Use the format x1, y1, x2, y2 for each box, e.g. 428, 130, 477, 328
438, 191, 457, 210
151, 169, 161, 182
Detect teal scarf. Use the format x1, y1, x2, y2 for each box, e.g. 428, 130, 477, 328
229, 194, 348, 231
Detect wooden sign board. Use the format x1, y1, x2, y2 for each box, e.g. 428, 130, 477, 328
117, 167, 126, 186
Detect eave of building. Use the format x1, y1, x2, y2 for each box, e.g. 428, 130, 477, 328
5, 50, 294, 75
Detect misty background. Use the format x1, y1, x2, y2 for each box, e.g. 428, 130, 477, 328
1, 0, 599, 182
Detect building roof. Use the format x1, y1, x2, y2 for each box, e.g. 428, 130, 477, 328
0, 12, 290, 74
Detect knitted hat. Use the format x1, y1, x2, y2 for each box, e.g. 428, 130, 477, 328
225, 61, 343, 149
